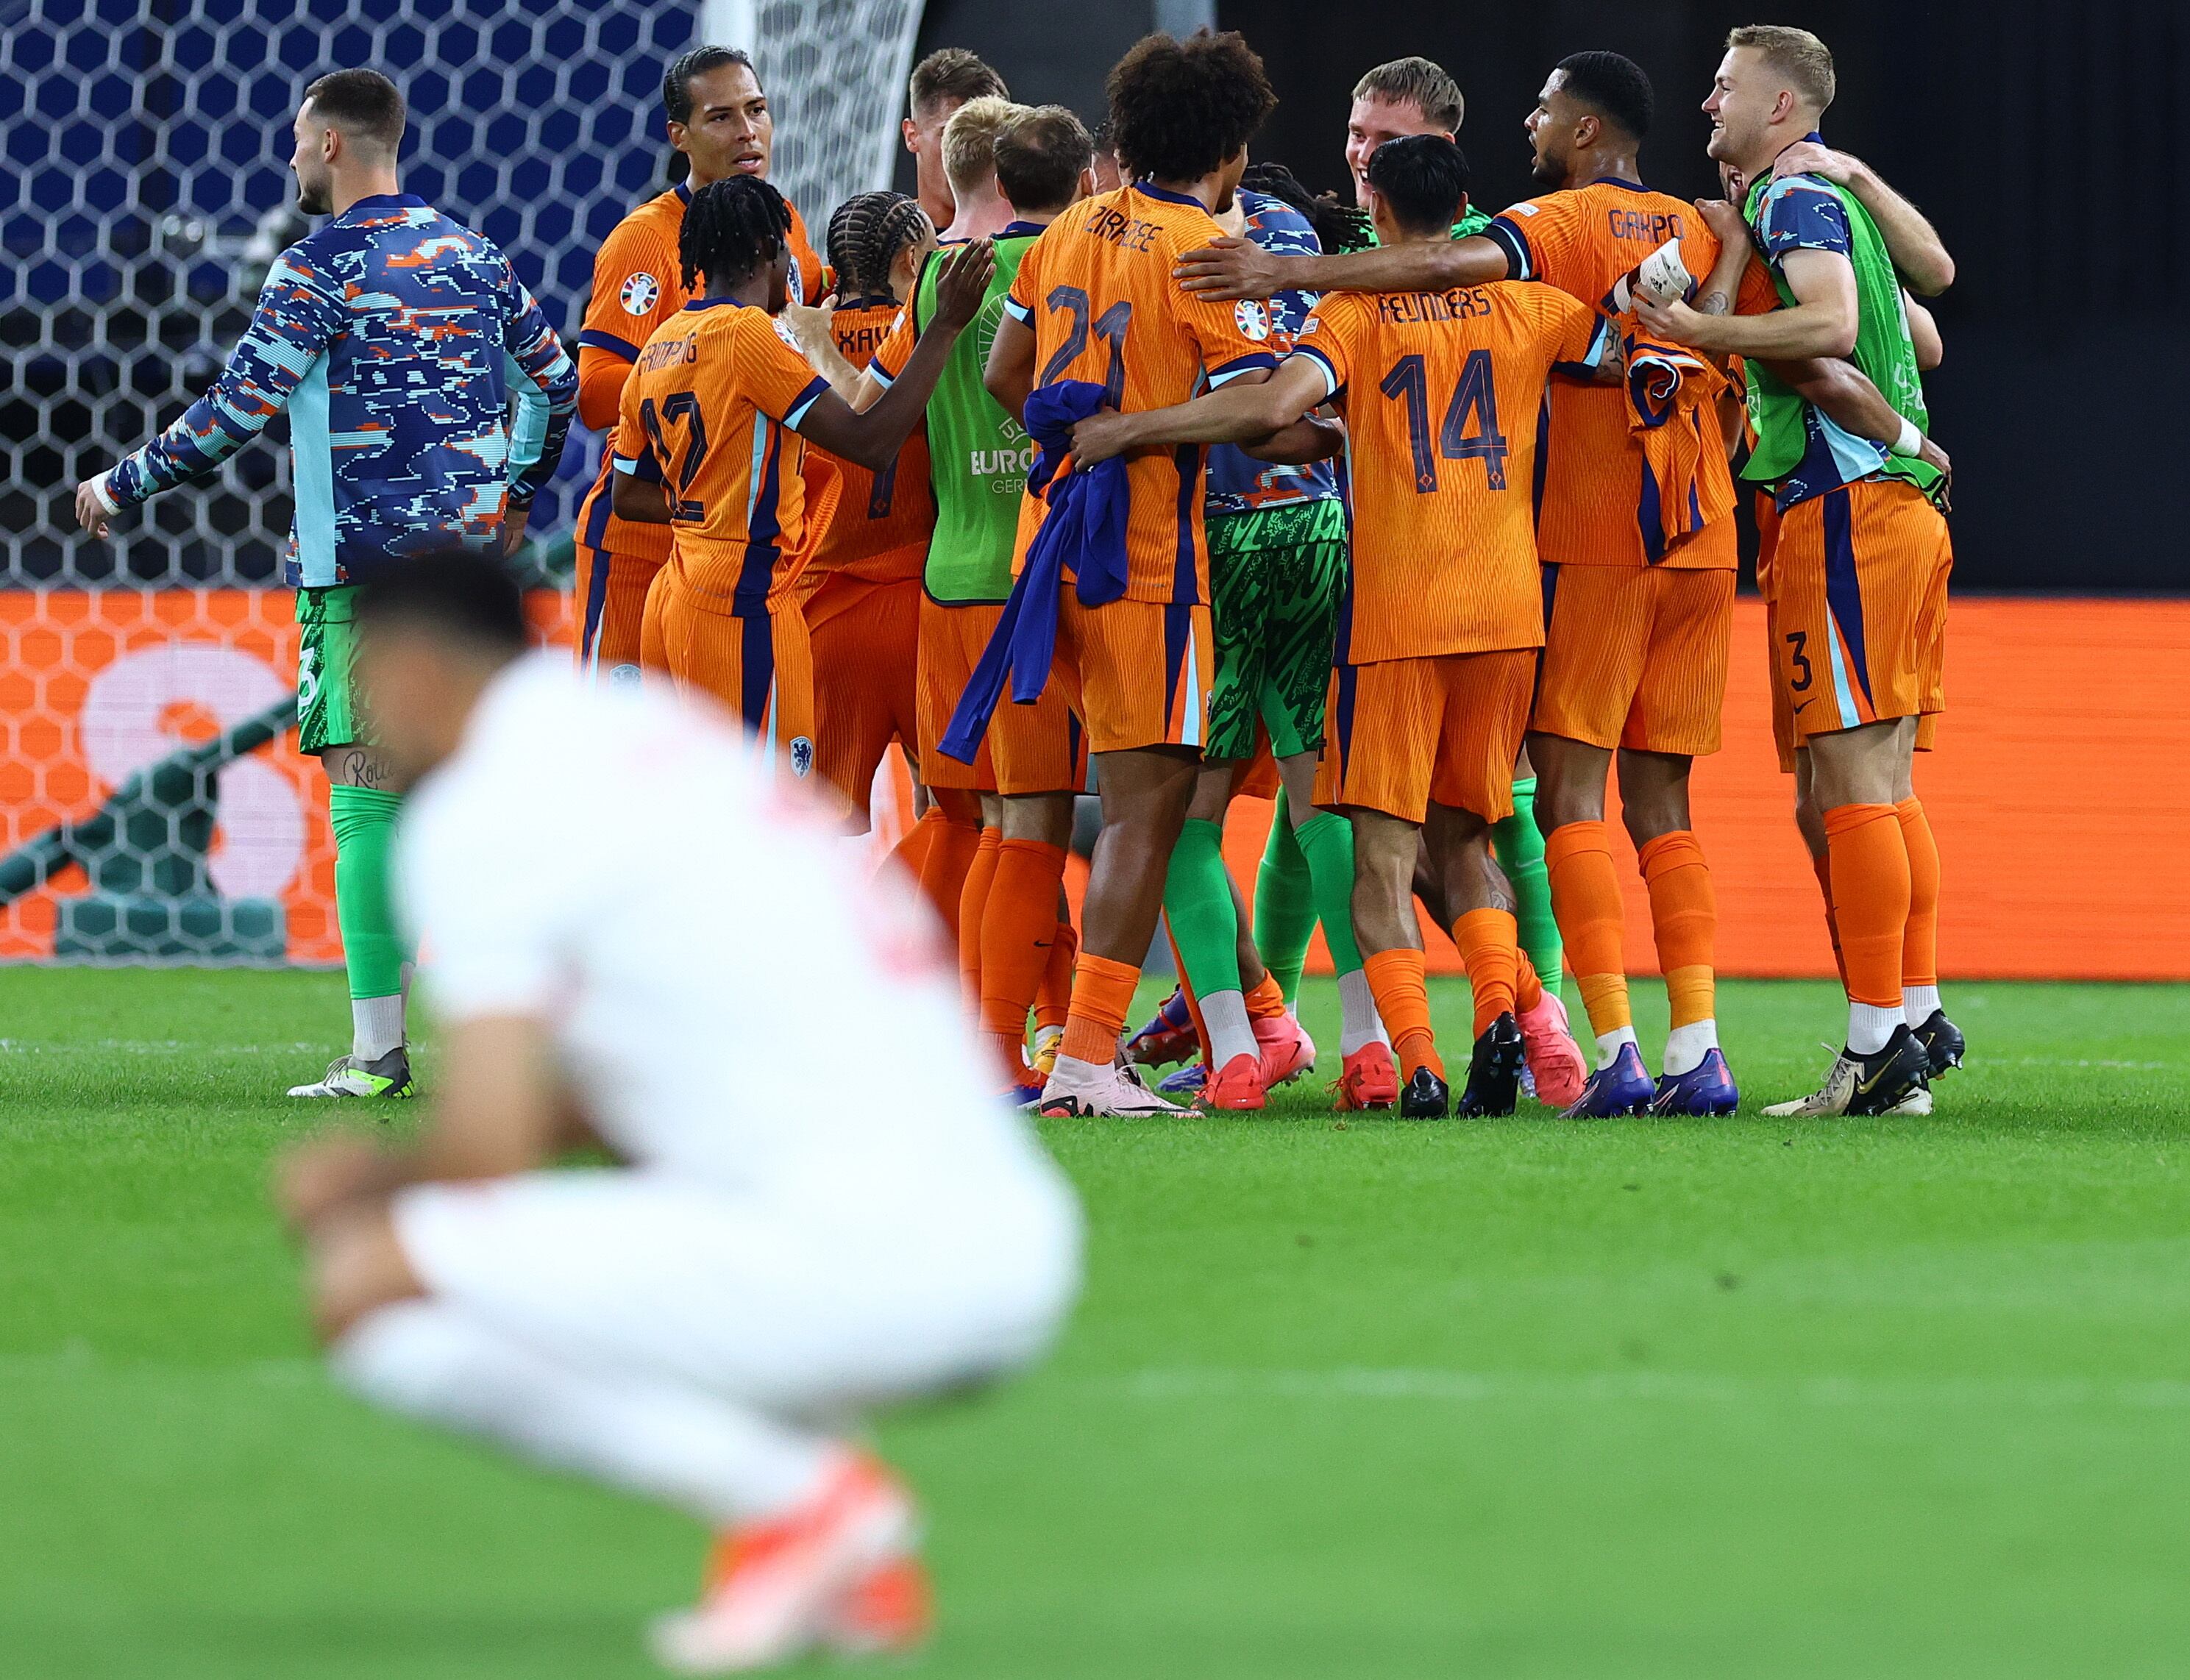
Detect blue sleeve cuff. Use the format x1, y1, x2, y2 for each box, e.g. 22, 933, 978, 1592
578, 327, 643, 362
1206, 350, 1279, 388
1289, 344, 1342, 402
613, 450, 662, 483
1002, 294, 1033, 324
783, 374, 831, 430
1483, 216, 1533, 281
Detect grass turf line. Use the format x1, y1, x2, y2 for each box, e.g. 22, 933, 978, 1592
2, 966, 2189, 1678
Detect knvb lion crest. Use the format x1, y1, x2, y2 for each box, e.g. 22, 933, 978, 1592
789, 736, 814, 778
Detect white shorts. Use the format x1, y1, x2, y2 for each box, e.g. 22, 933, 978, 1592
391, 1169, 1081, 1422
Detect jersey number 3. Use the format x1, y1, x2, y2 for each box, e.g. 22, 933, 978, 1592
1379, 349, 1509, 494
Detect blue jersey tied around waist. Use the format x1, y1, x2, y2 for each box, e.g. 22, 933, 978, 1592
940, 380, 1130, 762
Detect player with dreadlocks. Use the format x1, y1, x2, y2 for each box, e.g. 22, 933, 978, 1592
571, 46, 825, 691
797, 190, 941, 827
611, 177, 992, 794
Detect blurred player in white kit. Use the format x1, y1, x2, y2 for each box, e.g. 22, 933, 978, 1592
275, 550, 1081, 1675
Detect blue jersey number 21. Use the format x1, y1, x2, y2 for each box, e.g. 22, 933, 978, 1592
1042, 286, 1132, 408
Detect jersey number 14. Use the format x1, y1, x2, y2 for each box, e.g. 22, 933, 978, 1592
1379, 349, 1508, 494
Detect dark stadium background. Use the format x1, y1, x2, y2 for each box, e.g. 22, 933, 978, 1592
908, 0, 2179, 593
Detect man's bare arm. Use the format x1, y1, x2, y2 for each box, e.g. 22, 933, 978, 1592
781, 300, 886, 410
1173, 233, 1508, 302
1067, 360, 1323, 464
1906, 295, 1943, 372
1637, 247, 1858, 360
1770, 144, 1954, 295
611, 473, 672, 524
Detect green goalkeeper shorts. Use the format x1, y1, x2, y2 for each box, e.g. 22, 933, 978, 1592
1204, 498, 1350, 763
295, 585, 372, 755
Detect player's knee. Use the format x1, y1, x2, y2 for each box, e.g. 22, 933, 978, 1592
308, 1204, 427, 1347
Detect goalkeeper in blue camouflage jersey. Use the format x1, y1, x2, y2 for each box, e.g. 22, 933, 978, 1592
74, 69, 578, 1101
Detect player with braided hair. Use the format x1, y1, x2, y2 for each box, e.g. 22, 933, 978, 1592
798, 191, 941, 829
571, 45, 825, 691
611, 177, 992, 797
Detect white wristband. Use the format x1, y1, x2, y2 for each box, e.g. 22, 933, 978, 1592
88, 473, 121, 516
1888, 417, 1922, 458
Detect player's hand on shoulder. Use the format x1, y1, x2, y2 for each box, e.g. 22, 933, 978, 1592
73, 477, 113, 538
1771, 142, 1857, 185
1634, 292, 1703, 346
1693, 198, 1749, 247
931, 238, 995, 330
779, 296, 836, 352
1067, 409, 1141, 470
1174, 236, 1278, 301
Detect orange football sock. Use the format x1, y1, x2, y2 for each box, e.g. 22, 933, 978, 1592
1544, 820, 1632, 1041
1362, 947, 1440, 1079
1514, 950, 1546, 1014
1243, 972, 1287, 1020
1810, 847, 1849, 989
1034, 916, 1077, 1035
915, 812, 981, 950
886, 805, 939, 885
1821, 803, 1911, 1009
980, 839, 1068, 1057
1638, 830, 1716, 1030
1452, 907, 1521, 1035
958, 827, 1001, 1010
1894, 797, 1940, 989
1059, 951, 1140, 1067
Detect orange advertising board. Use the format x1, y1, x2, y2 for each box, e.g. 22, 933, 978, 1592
3, 591, 2183, 979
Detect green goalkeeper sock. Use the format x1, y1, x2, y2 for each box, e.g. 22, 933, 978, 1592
1164, 816, 1243, 998
1294, 810, 1365, 975
329, 785, 409, 1053
1493, 775, 1562, 992
1254, 789, 1316, 1003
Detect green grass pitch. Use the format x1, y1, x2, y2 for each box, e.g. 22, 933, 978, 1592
4, 965, 2189, 1678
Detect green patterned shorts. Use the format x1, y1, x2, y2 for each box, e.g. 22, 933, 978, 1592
294, 585, 371, 755
1204, 499, 1349, 762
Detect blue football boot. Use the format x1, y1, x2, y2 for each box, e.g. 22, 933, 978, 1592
1561, 1041, 1655, 1119
1649, 1048, 1740, 1116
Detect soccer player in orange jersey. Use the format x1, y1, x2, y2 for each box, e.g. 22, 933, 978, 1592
572, 46, 824, 687
979, 32, 1310, 1119
797, 191, 939, 830
610, 179, 992, 791
1074, 135, 1615, 1118
1639, 26, 1958, 1117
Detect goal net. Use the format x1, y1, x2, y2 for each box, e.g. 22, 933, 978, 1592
0, 0, 925, 964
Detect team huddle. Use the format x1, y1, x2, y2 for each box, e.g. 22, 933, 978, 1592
577, 26, 1960, 1123
60, 21, 1963, 1670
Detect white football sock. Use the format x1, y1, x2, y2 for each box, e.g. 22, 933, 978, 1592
1594, 1025, 1638, 1070
1662, 1019, 1718, 1078
1847, 1002, 1905, 1056
1903, 984, 1941, 1022
1197, 989, 1259, 1069
352, 994, 405, 1062
1336, 969, 1388, 1056
334, 1298, 836, 1526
